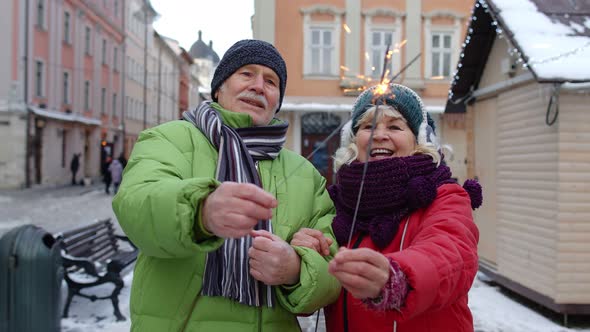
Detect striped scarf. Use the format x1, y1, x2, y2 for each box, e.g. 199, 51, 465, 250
182, 101, 288, 307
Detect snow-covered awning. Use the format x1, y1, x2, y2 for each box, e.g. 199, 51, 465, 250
29, 106, 101, 126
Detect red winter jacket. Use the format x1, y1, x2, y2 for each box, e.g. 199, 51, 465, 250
325, 183, 479, 332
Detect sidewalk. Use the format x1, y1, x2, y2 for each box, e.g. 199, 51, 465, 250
0, 180, 102, 199
0, 182, 117, 236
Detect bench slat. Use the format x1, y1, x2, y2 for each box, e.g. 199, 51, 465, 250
67, 232, 115, 257
60, 219, 111, 239
62, 226, 113, 249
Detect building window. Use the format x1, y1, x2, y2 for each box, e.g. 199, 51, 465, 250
312, 28, 334, 75
102, 39, 107, 64
423, 11, 464, 81
63, 72, 69, 104
431, 32, 452, 77
101, 88, 106, 114
35, 61, 43, 97
84, 81, 90, 110
369, 30, 394, 78
36, 0, 45, 28
112, 93, 117, 117
85, 26, 91, 55
113, 47, 118, 70
64, 12, 71, 43
114, 0, 119, 17
363, 9, 403, 80
301, 6, 343, 78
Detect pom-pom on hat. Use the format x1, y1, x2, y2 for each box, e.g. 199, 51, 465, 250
211, 39, 288, 112
347, 83, 439, 150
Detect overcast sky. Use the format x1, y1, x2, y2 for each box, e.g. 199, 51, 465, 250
150, 0, 255, 58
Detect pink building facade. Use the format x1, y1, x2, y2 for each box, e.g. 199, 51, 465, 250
0, 0, 125, 188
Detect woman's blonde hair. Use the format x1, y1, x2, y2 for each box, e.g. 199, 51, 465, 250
333, 105, 442, 171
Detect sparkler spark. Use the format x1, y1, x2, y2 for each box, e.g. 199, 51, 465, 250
375, 83, 389, 95
343, 24, 351, 34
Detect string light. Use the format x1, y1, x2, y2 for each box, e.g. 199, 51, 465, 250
527, 41, 590, 66
448, 0, 506, 100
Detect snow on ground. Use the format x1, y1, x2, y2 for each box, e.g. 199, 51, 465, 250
469, 273, 589, 332
2, 185, 590, 331
57, 271, 590, 332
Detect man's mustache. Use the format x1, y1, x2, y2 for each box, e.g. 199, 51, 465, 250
237, 91, 268, 109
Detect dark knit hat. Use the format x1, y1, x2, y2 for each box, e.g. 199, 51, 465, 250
341, 83, 439, 151
211, 39, 287, 112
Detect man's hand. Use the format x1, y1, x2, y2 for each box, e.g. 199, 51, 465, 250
290, 228, 333, 256
248, 230, 301, 285
202, 182, 277, 238
328, 248, 390, 299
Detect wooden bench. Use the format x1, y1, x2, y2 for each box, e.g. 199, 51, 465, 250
54, 218, 138, 321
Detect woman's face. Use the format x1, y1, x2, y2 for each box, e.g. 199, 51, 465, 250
355, 113, 417, 162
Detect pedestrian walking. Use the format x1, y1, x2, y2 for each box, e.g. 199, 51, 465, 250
108, 158, 123, 194
69, 153, 80, 185
102, 157, 112, 194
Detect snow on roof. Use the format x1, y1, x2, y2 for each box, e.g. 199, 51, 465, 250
29, 106, 101, 126
491, 0, 590, 81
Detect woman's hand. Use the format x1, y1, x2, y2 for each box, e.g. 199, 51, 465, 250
290, 228, 333, 256
328, 248, 390, 299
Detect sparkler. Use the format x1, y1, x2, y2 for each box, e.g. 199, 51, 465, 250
346, 43, 394, 248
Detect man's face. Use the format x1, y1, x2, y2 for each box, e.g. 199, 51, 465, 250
216, 64, 280, 126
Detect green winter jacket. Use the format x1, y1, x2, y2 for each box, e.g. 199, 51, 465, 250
112, 105, 340, 332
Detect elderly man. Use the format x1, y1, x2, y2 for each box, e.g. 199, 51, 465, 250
113, 39, 339, 331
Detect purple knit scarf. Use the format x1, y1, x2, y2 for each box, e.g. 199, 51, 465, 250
329, 154, 455, 249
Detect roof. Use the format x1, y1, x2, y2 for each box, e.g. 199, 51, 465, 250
447, 0, 590, 112
189, 31, 220, 64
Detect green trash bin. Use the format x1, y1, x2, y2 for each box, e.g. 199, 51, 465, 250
0, 224, 63, 332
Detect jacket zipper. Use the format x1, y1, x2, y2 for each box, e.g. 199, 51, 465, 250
393, 217, 410, 332
343, 234, 365, 332
180, 294, 199, 332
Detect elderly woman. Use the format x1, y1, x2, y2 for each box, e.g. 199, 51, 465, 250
291, 83, 482, 332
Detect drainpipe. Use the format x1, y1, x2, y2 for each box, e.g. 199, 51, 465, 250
24, 0, 31, 188
121, 1, 127, 157
142, 8, 148, 129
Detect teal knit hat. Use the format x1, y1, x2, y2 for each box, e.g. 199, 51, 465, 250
348, 83, 438, 149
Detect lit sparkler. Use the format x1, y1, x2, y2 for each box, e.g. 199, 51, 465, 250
343, 24, 352, 34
